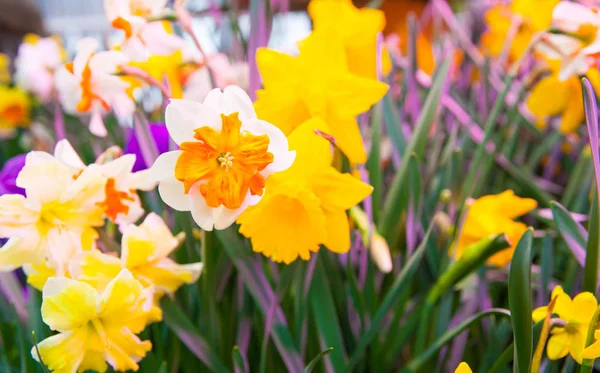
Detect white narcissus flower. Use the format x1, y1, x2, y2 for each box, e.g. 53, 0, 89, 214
104, 0, 185, 62
54, 139, 157, 227
537, 1, 600, 80
54, 38, 135, 137
183, 54, 250, 103
14, 35, 64, 103
0, 149, 106, 273
150, 86, 296, 231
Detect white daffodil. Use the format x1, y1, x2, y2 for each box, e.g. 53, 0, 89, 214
150, 85, 296, 231
0, 149, 105, 273
537, 1, 600, 80
14, 35, 64, 103
54, 38, 135, 137
104, 0, 185, 62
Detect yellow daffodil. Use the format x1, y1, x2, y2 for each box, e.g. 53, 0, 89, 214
32, 270, 152, 373
69, 212, 202, 296
453, 190, 537, 267
237, 118, 373, 263
533, 286, 598, 363
455, 362, 473, 373
129, 50, 185, 99
0, 85, 31, 138
150, 86, 295, 231
307, 0, 391, 79
0, 149, 105, 273
0, 53, 10, 84
582, 330, 600, 359
254, 27, 388, 165
527, 61, 600, 133
481, 0, 559, 63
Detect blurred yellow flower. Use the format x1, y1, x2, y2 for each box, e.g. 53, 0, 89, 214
533, 285, 597, 363
237, 118, 373, 263
453, 190, 537, 267
481, 0, 559, 63
527, 62, 600, 133
254, 27, 388, 165
0, 85, 30, 137
455, 362, 472, 373
70, 213, 202, 296
129, 50, 185, 99
0, 53, 10, 84
308, 0, 391, 79
32, 270, 152, 373
582, 330, 600, 360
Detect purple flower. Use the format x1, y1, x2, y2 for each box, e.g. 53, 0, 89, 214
125, 122, 171, 172
0, 154, 27, 196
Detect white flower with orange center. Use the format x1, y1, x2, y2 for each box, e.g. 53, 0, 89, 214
54, 140, 157, 227
54, 38, 135, 137
537, 1, 600, 80
15, 34, 65, 103
150, 86, 296, 231
104, 0, 185, 62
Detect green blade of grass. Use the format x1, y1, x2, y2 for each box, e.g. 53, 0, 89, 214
584, 188, 600, 293
550, 201, 587, 266
508, 228, 533, 373
304, 347, 334, 373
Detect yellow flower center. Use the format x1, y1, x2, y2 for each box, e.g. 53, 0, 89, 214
564, 322, 581, 335
174, 112, 274, 209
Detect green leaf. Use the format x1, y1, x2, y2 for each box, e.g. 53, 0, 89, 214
304, 347, 334, 373
508, 228, 533, 373
367, 101, 383, 223
427, 234, 511, 304
378, 59, 450, 243
309, 254, 347, 372
346, 223, 435, 371
399, 309, 512, 373
550, 201, 587, 266
161, 298, 229, 373
584, 187, 600, 293
232, 346, 247, 373
581, 305, 600, 373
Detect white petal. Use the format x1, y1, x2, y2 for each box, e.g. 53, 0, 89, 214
552, 1, 600, 33
142, 23, 186, 56
99, 154, 136, 179
158, 178, 189, 211
204, 86, 256, 120
149, 150, 181, 182
214, 193, 261, 230
54, 139, 86, 171
189, 183, 215, 231
89, 51, 129, 74
165, 99, 221, 144
241, 118, 296, 176
129, 169, 158, 191
24, 151, 55, 167
559, 52, 589, 81
89, 110, 107, 137
73, 38, 99, 77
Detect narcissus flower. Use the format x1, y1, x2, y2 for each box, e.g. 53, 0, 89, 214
15, 34, 65, 103
582, 330, 600, 359
53, 140, 156, 226
104, 0, 184, 61
237, 118, 373, 264
454, 362, 472, 373
527, 61, 600, 133
254, 27, 388, 165
0, 85, 31, 138
70, 213, 202, 295
55, 38, 134, 137
0, 149, 105, 272
307, 0, 391, 79
537, 1, 600, 80
150, 86, 295, 231
183, 54, 249, 103
481, 0, 558, 63
0, 53, 9, 84
453, 190, 537, 267
533, 286, 597, 363
32, 270, 152, 373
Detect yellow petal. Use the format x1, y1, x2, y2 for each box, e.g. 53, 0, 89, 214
532, 306, 548, 323
571, 292, 598, 324
41, 277, 98, 332
297, 27, 348, 76
254, 88, 310, 135
327, 117, 367, 164
23, 261, 57, 291
322, 209, 351, 253
103, 326, 152, 372
134, 258, 203, 294
492, 190, 538, 218
256, 48, 301, 89
69, 250, 121, 292
454, 362, 473, 373
312, 167, 373, 211
546, 332, 571, 360
582, 340, 600, 359
559, 80, 585, 134
98, 269, 146, 326
31, 328, 88, 373
122, 226, 157, 269
569, 330, 586, 364
285, 118, 332, 178
327, 74, 388, 118
0, 236, 44, 271
526, 75, 568, 119
0, 194, 39, 237
79, 349, 108, 373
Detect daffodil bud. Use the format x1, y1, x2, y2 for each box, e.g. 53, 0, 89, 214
370, 233, 392, 273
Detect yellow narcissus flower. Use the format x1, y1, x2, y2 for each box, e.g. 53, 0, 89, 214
254, 27, 388, 165
69, 212, 202, 296
308, 0, 391, 79
0, 85, 31, 138
32, 270, 152, 373
454, 190, 537, 267
533, 286, 598, 363
582, 330, 600, 359
527, 62, 600, 133
237, 118, 373, 263
0, 150, 105, 273
455, 362, 473, 373
129, 50, 185, 99
481, 0, 559, 63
